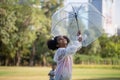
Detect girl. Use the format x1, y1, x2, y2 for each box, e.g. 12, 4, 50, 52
48, 62, 57, 80
47, 32, 82, 80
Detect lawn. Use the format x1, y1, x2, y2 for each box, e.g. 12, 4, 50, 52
0, 65, 120, 80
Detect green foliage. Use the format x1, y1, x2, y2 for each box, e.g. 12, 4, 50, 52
99, 34, 120, 58
74, 54, 120, 65
40, 0, 63, 17
74, 34, 120, 65
0, 0, 52, 66
0, 4, 17, 56
74, 54, 101, 64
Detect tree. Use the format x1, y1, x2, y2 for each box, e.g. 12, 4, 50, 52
0, 3, 18, 65
0, 1, 45, 66
32, 0, 64, 66
0, 0, 65, 66
29, 6, 51, 66
40, 0, 64, 18
99, 34, 120, 58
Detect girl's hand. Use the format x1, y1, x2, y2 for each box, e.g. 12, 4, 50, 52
78, 36, 82, 42
77, 31, 82, 42
77, 31, 81, 36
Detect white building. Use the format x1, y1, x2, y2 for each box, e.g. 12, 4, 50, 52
112, 0, 120, 35
102, 0, 114, 36
102, 0, 120, 36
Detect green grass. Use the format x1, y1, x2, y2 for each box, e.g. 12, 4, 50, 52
0, 65, 120, 80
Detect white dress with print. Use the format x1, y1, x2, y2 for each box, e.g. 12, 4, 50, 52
54, 41, 82, 80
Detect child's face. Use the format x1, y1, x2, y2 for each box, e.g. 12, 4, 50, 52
57, 36, 68, 48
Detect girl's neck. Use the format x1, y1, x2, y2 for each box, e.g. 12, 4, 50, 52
59, 45, 67, 48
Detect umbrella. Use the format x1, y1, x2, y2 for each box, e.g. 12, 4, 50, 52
51, 2, 104, 47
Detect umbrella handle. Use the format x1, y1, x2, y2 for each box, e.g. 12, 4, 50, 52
75, 13, 80, 31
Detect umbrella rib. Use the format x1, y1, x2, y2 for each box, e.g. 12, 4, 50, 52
68, 18, 76, 35
77, 16, 97, 27
77, 11, 104, 27
69, 17, 75, 26
63, 10, 75, 16
76, 4, 84, 14
52, 16, 74, 31
78, 10, 104, 18
89, 11, 104, 17
71, 4, 76, 13
77, 16, 103, 32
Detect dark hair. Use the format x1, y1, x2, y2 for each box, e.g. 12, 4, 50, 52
52, 61, 57, 66
47, 36, 70, 50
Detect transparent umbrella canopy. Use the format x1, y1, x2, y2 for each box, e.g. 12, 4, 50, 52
51, 2, 104, 47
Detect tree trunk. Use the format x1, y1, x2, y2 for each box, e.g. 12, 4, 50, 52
42, 55, 47, 66
16, 50, 21, 66
29, 41, 36, 66
5, 58, 9, 66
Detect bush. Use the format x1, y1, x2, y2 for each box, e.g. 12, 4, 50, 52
74, 54, 120, 65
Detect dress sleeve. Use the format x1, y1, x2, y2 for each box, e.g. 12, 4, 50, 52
54, 41, 82, 62
65, 41, 82, 56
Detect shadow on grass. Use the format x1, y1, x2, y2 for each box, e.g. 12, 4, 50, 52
74, 77, 120, 80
